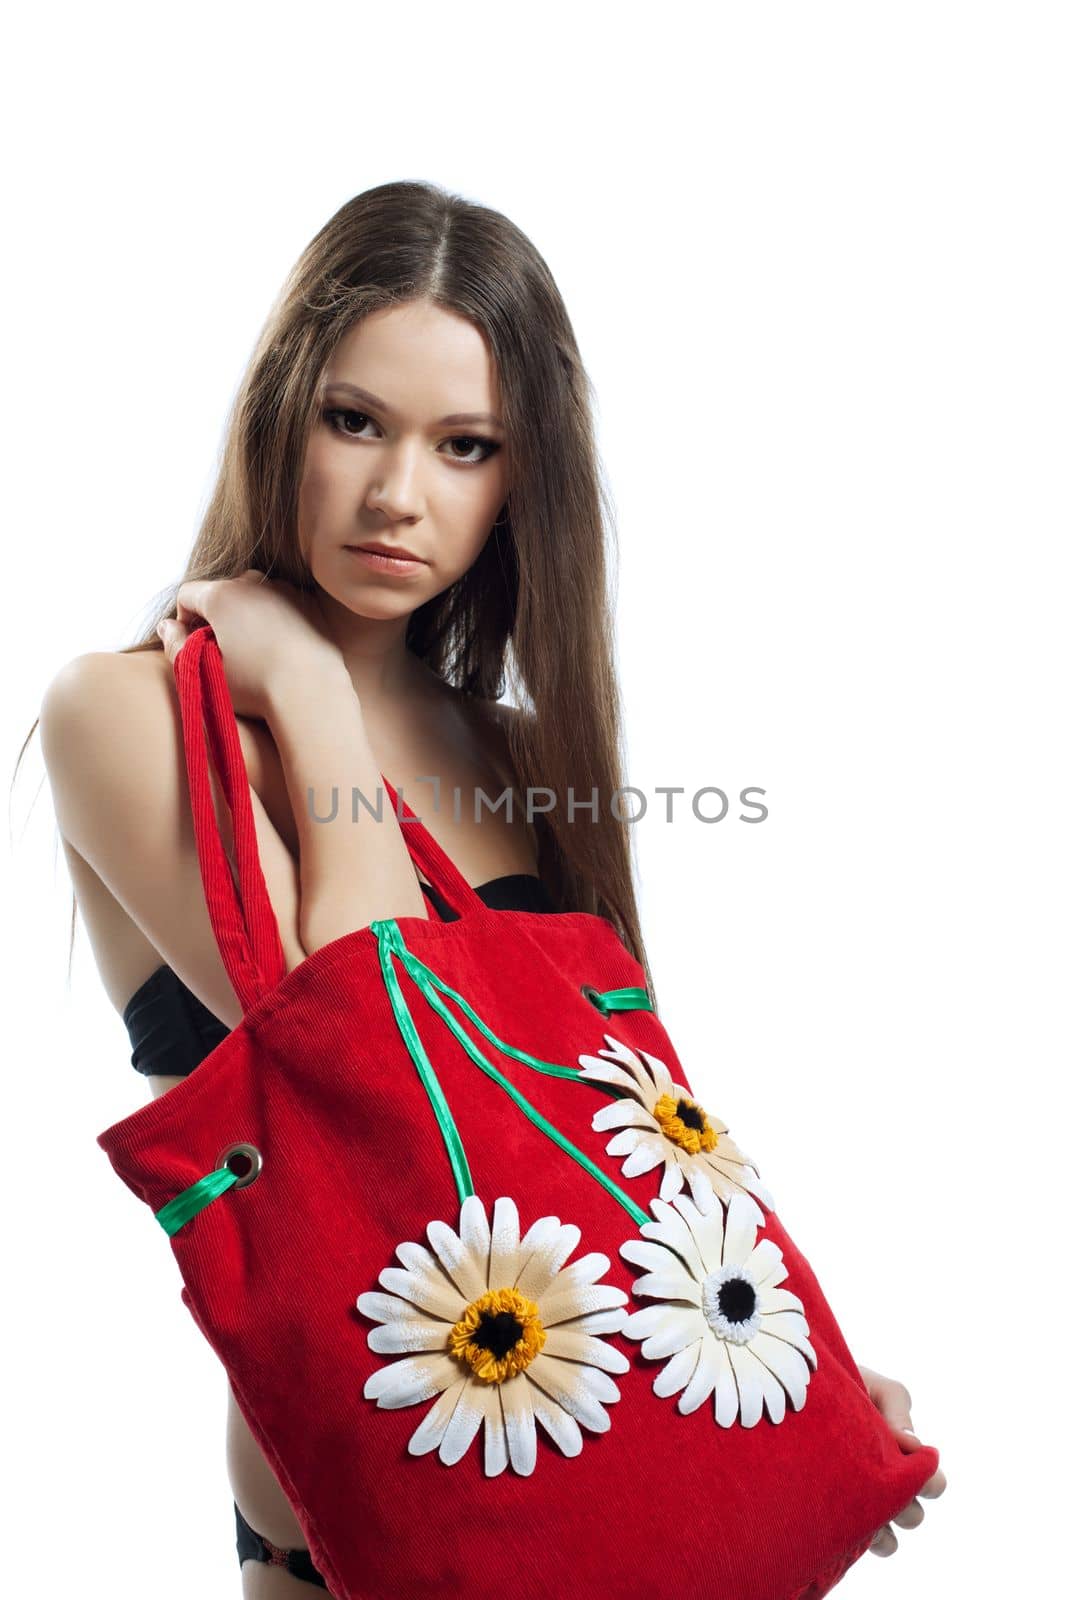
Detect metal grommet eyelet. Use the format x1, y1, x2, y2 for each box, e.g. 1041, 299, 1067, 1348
580, 983, 602, 1010
218, 1142, 262, 1188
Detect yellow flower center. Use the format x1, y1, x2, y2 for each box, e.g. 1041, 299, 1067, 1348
653, 1091, 719, 1156
448, 1286, 547, 1383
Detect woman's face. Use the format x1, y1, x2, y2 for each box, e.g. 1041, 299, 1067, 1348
299, 300, 509, 622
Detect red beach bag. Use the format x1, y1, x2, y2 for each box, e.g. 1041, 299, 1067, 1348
96, 624, 939, 1600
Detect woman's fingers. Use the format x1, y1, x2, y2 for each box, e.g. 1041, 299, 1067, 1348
864, 1430, 945, 1561
856, 1384, 946, 1565
868, 1490, 925, 1558
174, 569, 267, 627
890, 1498, 925, 1530
918, 1467, 948, 1497
156, 617, 190, 661
888, 1422, 947, 1496
174, 578, 214, 628
869, 1524, 898, 1557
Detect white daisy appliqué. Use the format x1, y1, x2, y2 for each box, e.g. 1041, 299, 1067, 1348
577, 1032, 775, 1212
356, 1193, 630, 1475
619, 1189, 817, 1426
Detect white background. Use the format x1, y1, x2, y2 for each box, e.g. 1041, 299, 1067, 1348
4, 2, 1063, 1594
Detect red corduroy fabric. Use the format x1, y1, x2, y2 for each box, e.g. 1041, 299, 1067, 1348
97, 626, 938, 1600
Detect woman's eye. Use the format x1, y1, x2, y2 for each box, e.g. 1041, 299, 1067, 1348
324, 407, 378, 439
442, 435, 501, 465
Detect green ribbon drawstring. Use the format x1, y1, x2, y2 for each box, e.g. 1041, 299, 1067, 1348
375, 916, 475, 1205
154, 920, 655, 1234
585, 985, 654, 1015
372, 919, 652, 1229
155, 1166, 240, 1236
397, 947, 630, 1095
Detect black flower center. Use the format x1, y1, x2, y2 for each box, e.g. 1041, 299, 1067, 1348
450, 1287, 546, 1382
474, 1308, 525, 1358
718, 1276, 757, 1324
676, 1097, 706, 1132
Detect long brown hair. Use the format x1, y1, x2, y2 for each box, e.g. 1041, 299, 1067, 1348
14, 179, 655, 1002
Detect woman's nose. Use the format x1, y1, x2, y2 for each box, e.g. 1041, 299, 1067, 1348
365, 441, 424, 520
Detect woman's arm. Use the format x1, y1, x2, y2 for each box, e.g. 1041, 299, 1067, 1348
154, 569, 431, 953
38, 650, 305, 1031
264, 666, 429, 953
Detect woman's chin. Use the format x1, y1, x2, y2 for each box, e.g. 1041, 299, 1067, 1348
317, 579, 426, 624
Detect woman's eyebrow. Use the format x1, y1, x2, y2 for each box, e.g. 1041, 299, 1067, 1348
323, 380, 503, 430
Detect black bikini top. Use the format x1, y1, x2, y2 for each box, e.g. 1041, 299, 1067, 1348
123, 872, 558, 1078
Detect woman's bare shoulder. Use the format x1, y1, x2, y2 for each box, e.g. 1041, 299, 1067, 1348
40, 649, 175, 805
41, 644, 170, 717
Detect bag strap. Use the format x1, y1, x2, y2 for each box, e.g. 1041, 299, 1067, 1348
174, 625, 287, 1011
391, 791, 487, 920
173, 625, 483, 1013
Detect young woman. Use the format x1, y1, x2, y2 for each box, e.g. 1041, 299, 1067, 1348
34, 180, 942, 1596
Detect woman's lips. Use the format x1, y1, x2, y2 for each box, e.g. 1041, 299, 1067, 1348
344, 545, 426, 575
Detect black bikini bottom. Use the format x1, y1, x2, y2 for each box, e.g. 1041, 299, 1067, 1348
235, 1498, 329, 1589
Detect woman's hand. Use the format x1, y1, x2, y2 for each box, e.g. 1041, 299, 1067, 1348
156, 569, 347, 721
857, 1362, 947, 1557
